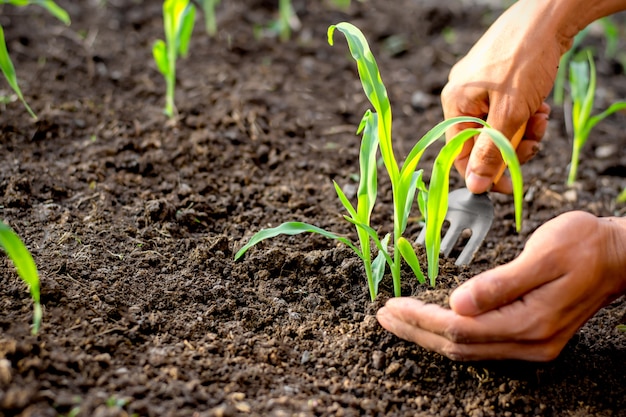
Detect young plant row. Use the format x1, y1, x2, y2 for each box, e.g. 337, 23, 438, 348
153, 0, 357, 118
0, 0, 68, 334
0, 0, 69, 119
0, 221, 41, 334
566, 49, 626, 186
235, 22, 523, 301
554, 18, 626, 188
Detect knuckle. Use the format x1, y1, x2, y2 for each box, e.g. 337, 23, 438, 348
442, 319, 469, 343
520, 314, 558, 341
472, 141, 503, 167
535, 343, 564, 362
441, 342, 468, 362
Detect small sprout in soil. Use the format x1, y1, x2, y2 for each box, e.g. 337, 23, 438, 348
153, 0, 196, 118
554, 26, 589, 106
278, 0, 294, 42
200, 0, 220, 37
0, 0, 70, 118
553, 17, 619, 106
235, 22, 523, 300
255, 0, 300, 42
617, 187, 626, 203
0, 221, 41, 334
598, 16, 620, 59
567, 49, 626, 186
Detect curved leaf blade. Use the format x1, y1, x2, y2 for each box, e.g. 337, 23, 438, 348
235, 222, 360, 260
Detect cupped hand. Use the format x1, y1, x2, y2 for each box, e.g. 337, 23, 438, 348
376, 212, 626, 361
441, 1, 571, 194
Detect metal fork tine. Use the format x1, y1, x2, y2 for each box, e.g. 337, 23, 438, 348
439, 221, 464, 257
415, 188, 495, 266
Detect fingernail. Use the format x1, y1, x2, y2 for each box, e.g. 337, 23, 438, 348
531, 144, 541, 156
466, 171, 492, 193
376, 306, 393, 328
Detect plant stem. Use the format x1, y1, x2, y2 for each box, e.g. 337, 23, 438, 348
165, 39, 177, 117
567, 141, 581, 185
391, 193, 402, 297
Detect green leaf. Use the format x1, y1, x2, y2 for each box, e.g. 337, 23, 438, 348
356, 109, 379, 222
201, 0, 220, 36
333, 180, 358, 219
234, 222, 361, 261
177, 3, 196, 57
0, 221, 41, 333
371, 233, 390, 296
399, 170, 421, 234
569, 53, 590, 133
586, 101, 626, 132
328, 22, 396, 180
397, 237, 425, 284
0, 25, 36, 118
1, 1, 30, 6
580, 50, 596, 133
152, 40, 169, 76
343, 217, 394, 267
34, 0, 70, 24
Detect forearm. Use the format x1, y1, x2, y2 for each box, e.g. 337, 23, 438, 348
511, 0, 626, 54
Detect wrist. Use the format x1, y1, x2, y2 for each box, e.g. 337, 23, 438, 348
520, 0, 626, 55
600, 215, 626, 296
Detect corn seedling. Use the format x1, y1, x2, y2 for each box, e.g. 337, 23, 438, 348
0, 0, 70, 118
598, 17, 620, 59
153, 0, 196, 118
235, 22, 523, 300
553, 27, 589, 106
567, 49, 626, 185
0, 221, 41, 334
199, 0, 220, 37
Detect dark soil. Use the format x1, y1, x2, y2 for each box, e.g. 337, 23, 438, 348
1, 1, 626, 416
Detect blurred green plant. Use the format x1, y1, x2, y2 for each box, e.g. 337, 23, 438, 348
617, 187, 626, 203
554, 27, 589, 106
0, 0, 70, 118
329, 0, 351, 9
153, 0, 196, 118
0, 220, 41, 334
598, 17, 620, 59
199, 0, 220, 37
567, 49, 626, 185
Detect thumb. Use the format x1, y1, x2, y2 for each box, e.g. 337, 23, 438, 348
465, 112, 526, 194
449, 250, 552, 316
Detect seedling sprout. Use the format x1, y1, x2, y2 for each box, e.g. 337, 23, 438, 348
567, 49, 626, 185
153, 0, 196, 118
200, 0, 220, 37
0, 0, 70, 118
0, 221, 41, 334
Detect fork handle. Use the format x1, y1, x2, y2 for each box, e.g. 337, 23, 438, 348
493, 122, 527, 185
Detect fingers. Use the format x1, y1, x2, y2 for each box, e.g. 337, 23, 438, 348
464, 103, 549, 193
376, 297, 572, 361
449, 247, 564, 316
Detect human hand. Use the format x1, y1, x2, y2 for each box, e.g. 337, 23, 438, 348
441, 1, 570, 194
376, 211, 626, 361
